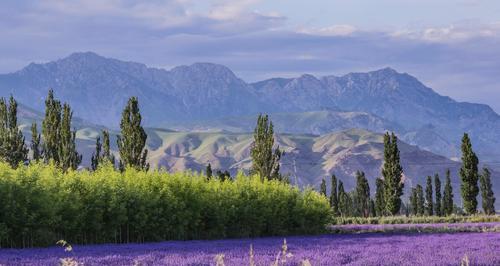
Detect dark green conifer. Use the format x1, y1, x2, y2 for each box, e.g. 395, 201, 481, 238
434, 174, 442, 216
479, 168, 496, 215
410, 187, 418, 216
330, 174, 339, 216
442, 169, 454, 216
42, 90, 62, 164
0, 96, 28, 167
425, 176, 433, 216
416, 184, 425, 216
206, 163, 213, 180
30, 122, 42, 161
382, 132, 404, 215
320, 178, 327, 197
58, 103, 82, 171
460, 133, 479, 214
375, 177, 385, 216
355, 171, 370, 217
91, 136, 101, 171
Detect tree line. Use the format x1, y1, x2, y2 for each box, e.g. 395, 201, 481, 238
0, 91, 495, 217
319, 133, 496, 217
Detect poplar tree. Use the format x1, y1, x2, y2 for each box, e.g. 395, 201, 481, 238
206, 163, 213, 180
30, 122, 42, 161
0, 96, 28, 167
460, 133, 479, 215
320, 178, 327, 197
425, 176, 433, 216
416, 184, 424, 216
375, 178, 385, 216
42, 90, 62, 164
101, 130, 115, 166
250, 114, 282, 181
479, 168, 496, 215
355, 171, 370, 217
58, 103, 82, 171
442, 169, 454, 216
117, 97, 149, 171
410, 187, 418, 216
338, 180, 349, 217
434, 174, 442, 216
382, 132, 404, 215
330, 174, 339, 216
91, 136, 101, 171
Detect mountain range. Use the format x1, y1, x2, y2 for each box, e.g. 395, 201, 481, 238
1, 52, 499, 207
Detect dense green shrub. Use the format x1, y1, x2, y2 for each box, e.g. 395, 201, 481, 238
0, 162, 330, 248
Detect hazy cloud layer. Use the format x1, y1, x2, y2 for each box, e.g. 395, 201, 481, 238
0, 0, 499, 112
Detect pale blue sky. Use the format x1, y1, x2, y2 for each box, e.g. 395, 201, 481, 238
1, 0, 499, 111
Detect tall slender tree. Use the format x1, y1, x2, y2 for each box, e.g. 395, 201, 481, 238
338, 180, 349, 217
42, 90, 62, 164
206, 163, 213, 180
479, 168, 496, 215
355, 171, 371, 218
30, 122, 42, 161
375, 178, 385, 216
320, 178, 327, 197
382, 132, 404, 215
0, 96, 28, 167
442, 169, 454, 216
91, 136, 102, 171
117, 97, 149, 171
460, 133, 479, 214
330, 174, 339, 216
425, 176, 434, 216
410, 187, 418, 216
101, 130, 115, 166
434, 174, 442, 216
58, 103, 82, 171
250, 114, 282, 181
416, 184, 425, 216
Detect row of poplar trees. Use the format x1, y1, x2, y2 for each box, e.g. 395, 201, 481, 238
0, 91, 149, 172
320, 132, 496, 217
320, 133, 405, 217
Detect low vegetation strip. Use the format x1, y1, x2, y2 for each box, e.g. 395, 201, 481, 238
329, 222, 500, 234
0, 232, 498, 265
331, 215, 500, 225
0, 162, 330, 248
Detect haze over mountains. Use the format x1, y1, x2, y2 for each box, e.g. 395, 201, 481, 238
1, 52, 499, 163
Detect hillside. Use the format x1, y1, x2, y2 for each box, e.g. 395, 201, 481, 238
1, 52, 499, 163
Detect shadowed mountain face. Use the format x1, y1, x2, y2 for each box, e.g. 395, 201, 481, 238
1, 52, 499, 163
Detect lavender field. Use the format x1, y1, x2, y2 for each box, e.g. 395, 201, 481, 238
1, 230, 499, 265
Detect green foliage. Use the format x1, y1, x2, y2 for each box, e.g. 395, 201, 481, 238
374, 178, 385, 216
425, 176, 433, 216
434, 174, 442, 216
0, 162, 331, 247
30, 122, 42, 161
250, 114, 283, 181
479, 168, 496, 215
206, 163, 213, 180
0, 96, 28, 168
320, 178, 327, 197
331, 214, 500, 225
460, 133, 480, 214
42, 90, 62, 164
410, 187, 418, 216
330, 175, 339, 216
338, 181, 349, 217
117, 97, 149, 171
416, 184, 425, 216
382, 132, 404, 215
58, 104, 82, 171
355, 171, 370, 218
91, 130, 116, 171
443, 169, 454, 216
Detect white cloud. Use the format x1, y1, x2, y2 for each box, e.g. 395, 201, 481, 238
297, 25, 357, 36
392, 22, 500, 43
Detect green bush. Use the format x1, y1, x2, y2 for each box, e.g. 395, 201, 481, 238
0, 162, 331, 248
